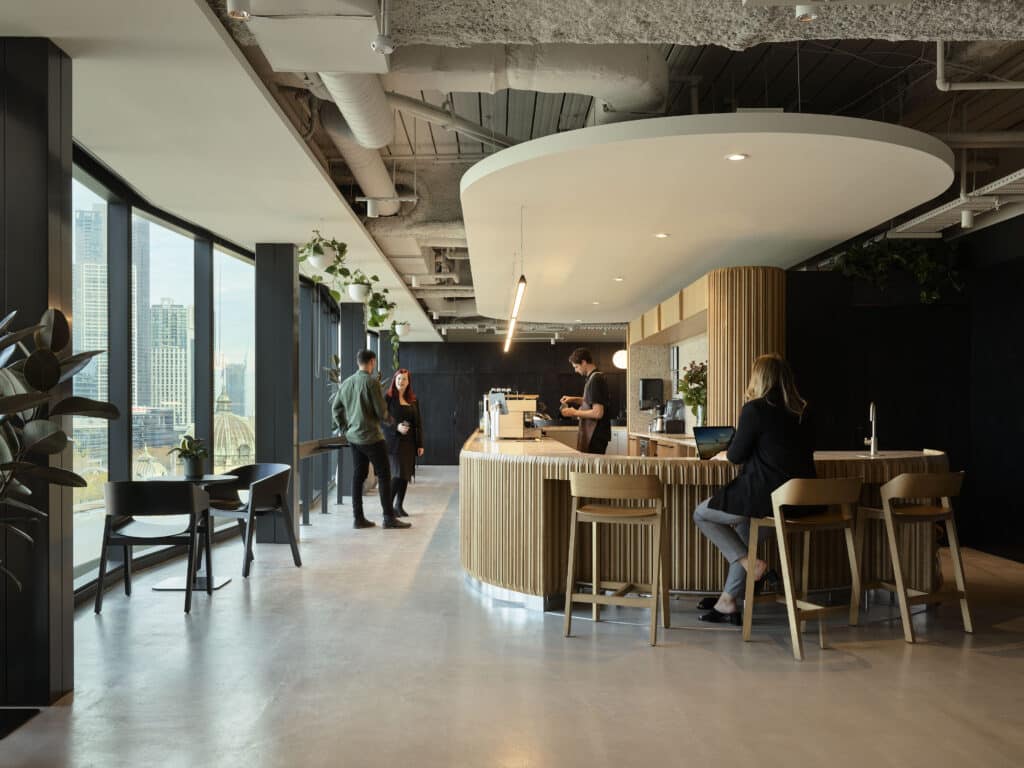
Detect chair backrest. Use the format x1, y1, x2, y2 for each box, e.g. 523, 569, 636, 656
225, 463, 290, 487
569, 471, 662, 501
248, 464, 292, 509
881, 471, 964, 506
104, 481, 209, 518
771, 477, 863, 516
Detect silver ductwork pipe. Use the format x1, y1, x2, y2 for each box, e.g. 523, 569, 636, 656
385, 93, 517, 149
319, 73, 395, 148
383, 44, 668, 124
936, 42, 1024, 93
320, 104, 400, 217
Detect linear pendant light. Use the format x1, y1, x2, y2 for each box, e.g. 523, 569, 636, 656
503, 317, 517, 353
504, 207, 528, 353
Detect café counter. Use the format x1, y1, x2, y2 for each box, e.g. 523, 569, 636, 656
459, 431, 948, 608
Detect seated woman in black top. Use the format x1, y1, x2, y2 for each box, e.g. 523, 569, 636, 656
383, 369, 424, 517
693, 354, 816, 624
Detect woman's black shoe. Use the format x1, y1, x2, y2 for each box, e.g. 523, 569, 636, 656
394, 508, 409, 518
696, 597, 717, 611
698, 608, 742, 625
755, 569, 780, 595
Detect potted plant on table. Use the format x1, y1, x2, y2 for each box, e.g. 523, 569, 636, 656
678, 361, 708, 427
168, 435, 209, 480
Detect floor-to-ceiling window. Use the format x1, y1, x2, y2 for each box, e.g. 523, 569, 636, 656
71, 176, 109, 576
131, 213, 195, 480
213, 248, 256, 474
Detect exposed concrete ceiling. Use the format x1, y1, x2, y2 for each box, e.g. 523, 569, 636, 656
388, 1, 1024, 50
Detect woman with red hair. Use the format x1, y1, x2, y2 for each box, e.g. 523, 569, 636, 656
383, 369, 425, 517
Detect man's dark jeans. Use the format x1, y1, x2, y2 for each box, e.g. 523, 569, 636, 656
351, 440, 394, 520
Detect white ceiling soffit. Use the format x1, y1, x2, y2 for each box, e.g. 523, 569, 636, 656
460, 113, 954, 324
891, 168, 1024, 236
247, 0, 386, 73
0, 0, 436, 341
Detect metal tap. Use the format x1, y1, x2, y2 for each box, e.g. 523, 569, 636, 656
864, 401, 878, 456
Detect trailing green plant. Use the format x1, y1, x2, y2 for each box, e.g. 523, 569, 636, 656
167, 434, 209, 461
338, 268, 379, 290
831, 238, 962, 304
298, 229, 348, 302
0, 308, 120, 590
388, 321, 408, 371
366, 288, 396, 330
323, 353, 342, 387
677, 360, 707, 418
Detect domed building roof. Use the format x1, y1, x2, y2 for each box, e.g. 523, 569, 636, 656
133, 445, 168, 480
186, 388, 255, 473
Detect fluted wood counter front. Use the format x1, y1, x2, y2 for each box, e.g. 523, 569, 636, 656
460, 432, 948, 604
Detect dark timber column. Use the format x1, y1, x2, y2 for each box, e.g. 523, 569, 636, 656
0, 39, 74, 705
337, 302, 365, 502
255, 244, 299, 543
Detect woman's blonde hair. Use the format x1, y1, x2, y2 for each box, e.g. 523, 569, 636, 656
744, 354, 807, 417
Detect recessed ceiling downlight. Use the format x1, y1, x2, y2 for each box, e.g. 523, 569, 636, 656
614, 276, 625, 282
654, 233, 670, 239
795, 4, 818, 22
725, 153, 749, 162
226, 0, 251, 21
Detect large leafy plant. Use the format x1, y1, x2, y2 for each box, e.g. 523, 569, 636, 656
832, 238, 962, 304
366, 288, 396, 330
0, 308, 119, 590
677, 360, 707, 418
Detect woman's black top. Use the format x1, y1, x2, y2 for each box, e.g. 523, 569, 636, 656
383, 396, 423, 479
709, 391, 816, 519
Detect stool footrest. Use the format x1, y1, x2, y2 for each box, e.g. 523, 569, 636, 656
570, 592, 655, 609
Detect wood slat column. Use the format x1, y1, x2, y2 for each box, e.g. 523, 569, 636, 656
707, 267, 786, 426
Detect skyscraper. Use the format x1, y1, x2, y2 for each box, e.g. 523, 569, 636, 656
132, 216, 151, 407
150, 298, 191, 427
224, 362, 247, 417
72, 206, 108, 403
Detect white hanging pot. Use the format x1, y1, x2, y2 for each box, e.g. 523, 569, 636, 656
393, 321, 410, 337
348, 283, 371, 302
308, 251, 335, 271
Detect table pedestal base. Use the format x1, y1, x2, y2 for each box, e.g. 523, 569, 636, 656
152, 576, 232, 591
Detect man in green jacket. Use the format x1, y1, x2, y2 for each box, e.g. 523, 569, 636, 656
332, 349, 411, 529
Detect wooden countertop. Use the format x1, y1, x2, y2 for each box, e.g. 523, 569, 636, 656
462, 432, 939, 464
629, 431, 695, 445
541, 425, 627, 433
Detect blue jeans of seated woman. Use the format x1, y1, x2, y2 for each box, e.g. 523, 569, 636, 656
692, 498, 769, 599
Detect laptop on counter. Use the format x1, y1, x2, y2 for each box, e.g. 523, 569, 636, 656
693, 426, 736, 460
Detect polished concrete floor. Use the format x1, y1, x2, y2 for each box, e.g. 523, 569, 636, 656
6, 466, 1024, 767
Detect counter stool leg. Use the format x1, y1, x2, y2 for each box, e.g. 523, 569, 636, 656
775, 518, 804, 661
742, 520, 761, 642
564, 515, 578, 638
944, 518, 973, 634
649, 517, 662, 646
844, 521, 862, 626
883, 513, 915, 643
800, 530, 811, 634
592, 522, 600, 623
661, 512, 670, 629
854, 511, 869, 614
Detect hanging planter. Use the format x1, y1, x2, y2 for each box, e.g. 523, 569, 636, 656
308, 250, 335, 272
392, 321, 410, 337
297, 230, 348, 303
347, 282, 371, 302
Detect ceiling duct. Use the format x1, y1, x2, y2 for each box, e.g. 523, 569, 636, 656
320, 103, 400, 216
318, 73, 394, 148
382, 44, 668, 124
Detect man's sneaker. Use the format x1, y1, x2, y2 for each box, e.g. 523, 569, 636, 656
382, 516, 411, 529
353, 517, 376, 529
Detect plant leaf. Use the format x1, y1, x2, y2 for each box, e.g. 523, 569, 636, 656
0, 310, 17, 335
35, 309, 71, 353
58, 350, 103, 383
49, 396, 120, 420
0, 325, 45, 354
13, 463, 87, 487
24, 349, 62, 391
2, 496, 47, 518
22, 420, 68, 455
0, 521, 34, 545
0, 562, 23, 592
0, 392, 50, 416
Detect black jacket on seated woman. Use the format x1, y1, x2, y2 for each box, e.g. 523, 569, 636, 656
382, 368, 424, 517
710, 388, 818, 519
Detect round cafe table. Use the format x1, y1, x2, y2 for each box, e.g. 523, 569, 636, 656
150, 474, 237, 593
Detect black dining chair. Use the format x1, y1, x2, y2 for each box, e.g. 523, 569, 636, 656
95, 481, 211, 614
205, 463, 300, 577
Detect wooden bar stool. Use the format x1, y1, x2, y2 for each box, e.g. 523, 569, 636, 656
856, 471, 971, 643
741, 477, 863, 661
563, 472, 670, 646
